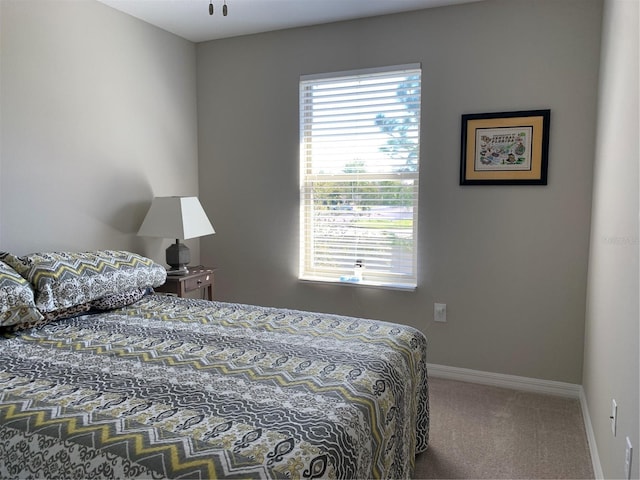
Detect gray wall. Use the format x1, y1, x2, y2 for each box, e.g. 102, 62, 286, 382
583, 0, 639, 478
0, 0, 200, 263
196, 0, 602, 384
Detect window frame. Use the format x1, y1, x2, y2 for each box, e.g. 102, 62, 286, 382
299, 64, 422, 290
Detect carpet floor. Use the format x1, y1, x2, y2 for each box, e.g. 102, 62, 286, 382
413, 377, 594, 479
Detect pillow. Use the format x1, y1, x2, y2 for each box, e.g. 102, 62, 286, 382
90, 287, 149, 311
1, 250, 166, 313
5, 302, 93, 332
0, 260, 44, 327
5, 287, 152, 333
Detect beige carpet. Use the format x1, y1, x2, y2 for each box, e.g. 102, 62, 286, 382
413, 377, 594, 479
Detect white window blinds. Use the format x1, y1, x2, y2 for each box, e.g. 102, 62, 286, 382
299, 64, 421, 288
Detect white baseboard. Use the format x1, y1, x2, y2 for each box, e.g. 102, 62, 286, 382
579, 387, 604, 479
426, 363, 603, 478
427, 362, 582, 397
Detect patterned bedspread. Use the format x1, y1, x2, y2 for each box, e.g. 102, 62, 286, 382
0, 295, 429, 479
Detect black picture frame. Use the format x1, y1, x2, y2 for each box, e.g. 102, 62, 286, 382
460, 109, 550, 185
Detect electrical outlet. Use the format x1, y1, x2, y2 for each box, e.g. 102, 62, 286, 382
611, 399, 618, 436
625, 437, 633, 480
434, 303, 447, 323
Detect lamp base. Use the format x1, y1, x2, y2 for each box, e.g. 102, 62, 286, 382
166, 239, 190, 275
166, 268, 189, 276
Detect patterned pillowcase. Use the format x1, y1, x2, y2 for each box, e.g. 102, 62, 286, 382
90, 287, 149, 311
1, 250, 166, 313
5, 302, 93, 332
0, 260, 44, 327
4, 287, 152, 333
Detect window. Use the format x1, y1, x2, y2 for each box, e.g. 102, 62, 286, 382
299, 64, 421, 289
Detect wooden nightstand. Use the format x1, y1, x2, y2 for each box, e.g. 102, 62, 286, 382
154, 267, 215, 300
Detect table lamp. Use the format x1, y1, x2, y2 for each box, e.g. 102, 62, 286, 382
138, 196, 215, 275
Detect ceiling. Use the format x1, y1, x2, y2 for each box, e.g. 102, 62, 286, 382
97, 0, 481, 43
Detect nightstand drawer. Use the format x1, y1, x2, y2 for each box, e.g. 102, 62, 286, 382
184, 272, 213, 292
155, 267, 215, 300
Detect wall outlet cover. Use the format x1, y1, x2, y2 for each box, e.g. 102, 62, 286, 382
625, 437, 632, 480
434, 303, 447, 323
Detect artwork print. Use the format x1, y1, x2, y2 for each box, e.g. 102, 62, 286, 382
475, 127, 533, 171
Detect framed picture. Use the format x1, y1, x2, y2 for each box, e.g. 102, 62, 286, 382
460, 109, 550, 185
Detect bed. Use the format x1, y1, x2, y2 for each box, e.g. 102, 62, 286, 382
0, 250, 429, 479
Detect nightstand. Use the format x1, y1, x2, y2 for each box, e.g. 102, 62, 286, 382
154, 267, 215, 300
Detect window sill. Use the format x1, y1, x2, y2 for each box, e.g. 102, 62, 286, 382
299, 276, 417, 292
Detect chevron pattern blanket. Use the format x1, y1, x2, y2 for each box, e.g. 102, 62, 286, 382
0, 295, 429, 479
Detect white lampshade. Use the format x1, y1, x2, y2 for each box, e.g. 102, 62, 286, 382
138, 196, 215, 240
